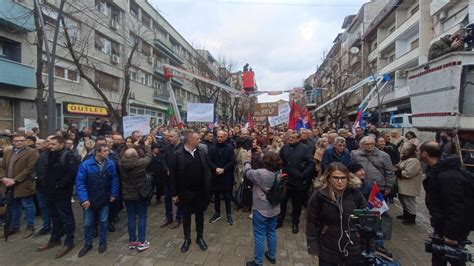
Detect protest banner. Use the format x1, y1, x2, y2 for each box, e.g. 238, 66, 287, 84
268, 102, 290, 127
123, 115, 150, 138
254, 103, 278, 117
186, 103, 214, 122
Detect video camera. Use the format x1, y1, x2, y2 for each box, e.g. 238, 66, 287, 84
463, 23, 474, 50
425, 234, 473, 263
350, 209, 400, 266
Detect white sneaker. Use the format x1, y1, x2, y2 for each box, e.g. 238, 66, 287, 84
137, 240, 150, 251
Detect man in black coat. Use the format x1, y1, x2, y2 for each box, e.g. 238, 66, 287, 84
278, 132, 315, 234
36, 136, 79, 258
170, 130, 211, 253
418, 142, 470, 266
208, 130, 235, 225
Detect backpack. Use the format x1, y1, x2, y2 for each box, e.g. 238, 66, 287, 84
257, 171, 287, 207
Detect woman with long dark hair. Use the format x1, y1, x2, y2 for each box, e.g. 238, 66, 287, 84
306, 162, 367, 265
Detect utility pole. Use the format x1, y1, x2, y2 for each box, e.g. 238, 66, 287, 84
34, 0, 66, 134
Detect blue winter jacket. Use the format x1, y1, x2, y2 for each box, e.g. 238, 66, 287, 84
321, 147, 352, 172
75, 157, 119, 209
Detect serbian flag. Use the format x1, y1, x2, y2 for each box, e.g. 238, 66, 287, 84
288, 101, 302, 130
354, 106, 364, 128
246, 112, 254, 129
302, 108, 313, 129
368, 182, 389, 214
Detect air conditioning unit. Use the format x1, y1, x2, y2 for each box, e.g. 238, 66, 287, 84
396, 70, 407, 78
148, 56, 154, 64
129, 92, 136, 99
438, 11, 447, 22
110, 20, 118, 30
111, 55, 120, 64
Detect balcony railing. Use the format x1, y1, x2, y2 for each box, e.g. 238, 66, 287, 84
153, 88, 170, 102
0, 58, 35, 88
0, 0, 35, 32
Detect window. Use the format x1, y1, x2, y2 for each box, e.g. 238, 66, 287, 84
55, 66, 65, 78
68, 69, 79, 82
95, 71, 119, 91
130, 107, 137, 114
142, 12, 151, 28
142, 41, 151, 56
96, 0, 110, 15
410, 38, 419, 49
389, 54, 395, 63
130, 0, 139, 17
137, 109, 144, 115
95, 31, 120, 56
129, 68, 138, 81
144, 73, 151, 86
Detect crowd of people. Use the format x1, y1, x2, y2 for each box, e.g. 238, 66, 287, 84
0, 119, 472, 265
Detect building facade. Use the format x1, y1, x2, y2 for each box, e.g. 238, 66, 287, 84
0, 0, 229, 132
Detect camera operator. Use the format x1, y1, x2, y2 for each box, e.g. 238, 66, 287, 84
418, 142, 470, 266
306, 162, 367, 265
428, 29, 466, 60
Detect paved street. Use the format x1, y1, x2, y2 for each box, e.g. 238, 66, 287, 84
1, 190, 465, 266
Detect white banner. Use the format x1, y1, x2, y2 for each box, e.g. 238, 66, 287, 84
24, 118, 38, 131
268, 102, 290, 127
122, 115, 150, 138
186, 103, 214, 122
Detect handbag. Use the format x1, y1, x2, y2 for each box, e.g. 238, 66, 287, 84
138, 173, 154, 200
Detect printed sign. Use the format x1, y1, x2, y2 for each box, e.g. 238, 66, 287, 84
65, 102, 108, 116
24, 118, 38, 131
268, 102, 290, 127
186, 103, 214, 122
122, 115, 150, 138
254, 102, 278, 117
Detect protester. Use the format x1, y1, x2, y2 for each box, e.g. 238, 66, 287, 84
402, 131, 419, 153
244, 151, 281, 266
148, 143, 166, 205
351, 136, 395, 197
428, 28, 466, 60
0, 134, 39, 239
347, 162, 372, 200
37, 136, 79, 258
75, 143, 119, 257
394, 143, 422, 225
208, 130, 235, 225
169, 130, 211, 253
278, 131, 315, 234
119, 140, 152, 251
321, 137, 351, 172
33, 138, 51, 237
389, 130, 404, 152
306, 162, 367, 265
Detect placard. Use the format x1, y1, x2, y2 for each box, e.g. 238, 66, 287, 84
268, 102, 290, 127
186, 103, 214, 122
254, 102, 278, 117
24, 118, 38, 131
122, 115, 150, 138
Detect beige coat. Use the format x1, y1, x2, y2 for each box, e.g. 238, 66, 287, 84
0, 147, 39, 198
397, 157, 423, 196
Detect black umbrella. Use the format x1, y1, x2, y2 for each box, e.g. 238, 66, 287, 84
3, 187, 14, 242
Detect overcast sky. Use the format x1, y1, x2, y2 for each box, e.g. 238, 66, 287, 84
150, 0, 367, 102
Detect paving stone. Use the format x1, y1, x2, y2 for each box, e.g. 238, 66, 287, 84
204, 253, 222, 265
234, 245, 253, 257
184, 250, 208, 264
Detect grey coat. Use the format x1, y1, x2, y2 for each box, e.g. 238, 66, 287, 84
351, 148, 395, 191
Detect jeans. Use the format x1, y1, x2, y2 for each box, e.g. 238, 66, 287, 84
84, 205, 109, 246
432, 253, 466, 266
47, 197, 75, 246
36, 190, 51, 231
279, 189, 305, 225
124, 199, 148, 243
252, 210, 277, 265
164, 184, 182, 221
213, 189, 232, 215
11, 196, 36, 230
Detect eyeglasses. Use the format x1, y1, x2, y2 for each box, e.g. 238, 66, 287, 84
330, 176, 348, 181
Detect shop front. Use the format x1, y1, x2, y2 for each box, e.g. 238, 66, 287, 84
63, 102, 109, 130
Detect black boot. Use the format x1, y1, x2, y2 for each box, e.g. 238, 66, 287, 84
402, 213, 416, 225
396, 210, 408, 220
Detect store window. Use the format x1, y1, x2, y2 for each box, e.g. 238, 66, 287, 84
0, 98, 13, 131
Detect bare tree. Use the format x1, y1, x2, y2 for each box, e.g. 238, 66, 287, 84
60, 1, 152, 131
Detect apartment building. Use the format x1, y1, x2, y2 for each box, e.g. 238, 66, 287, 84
307, 0, 473, 124
0, 0, 225, 131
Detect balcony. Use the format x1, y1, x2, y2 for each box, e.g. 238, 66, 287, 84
153, 38, 184, 65
0, 0, 35, 32
0, 58, 35, 88
378, 10, 419, 52
175, 96, 184, 106
379, 47, 419, 75
153, 88, 170, 103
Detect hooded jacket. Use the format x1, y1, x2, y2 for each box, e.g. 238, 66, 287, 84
306, 174, 367, 264
423, 158, 470, 240
119, 146, 152, 201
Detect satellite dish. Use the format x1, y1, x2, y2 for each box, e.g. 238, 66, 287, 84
350, 47, 360, 54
